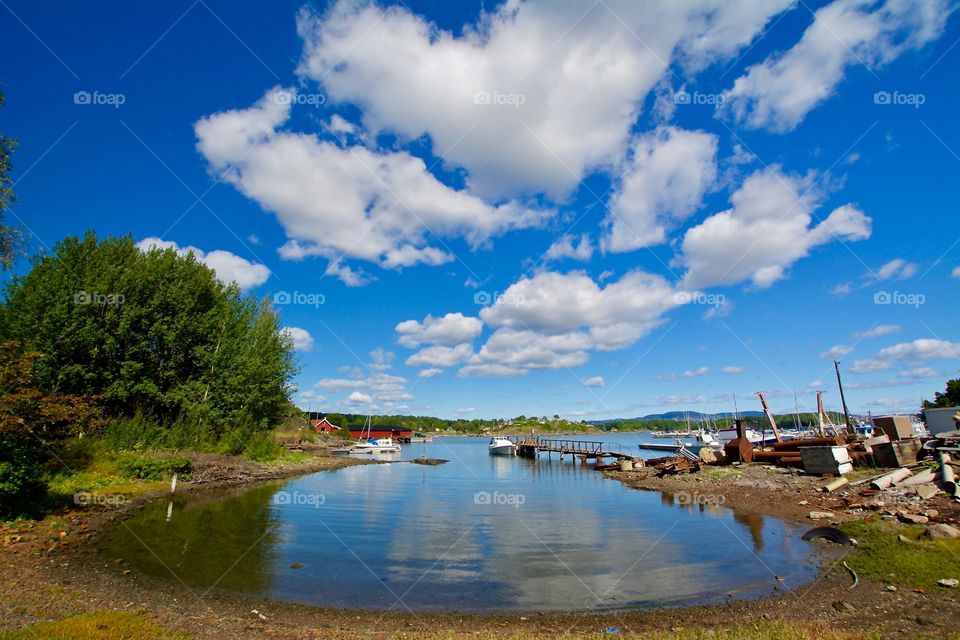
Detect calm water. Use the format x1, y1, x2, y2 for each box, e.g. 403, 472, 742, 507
100, 434, 821, 612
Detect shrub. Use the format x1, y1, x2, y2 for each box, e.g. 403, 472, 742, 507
119, 456, 191, 481
0, 432, 46, 518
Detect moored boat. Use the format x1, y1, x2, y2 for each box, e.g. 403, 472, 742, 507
488, 436, 516, 456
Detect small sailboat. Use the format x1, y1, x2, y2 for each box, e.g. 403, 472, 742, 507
332, 414, 401, 455
488, 436, 516, 456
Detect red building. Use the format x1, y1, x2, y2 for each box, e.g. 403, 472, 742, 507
347, 425, 414, 442
311, 417, 341, 434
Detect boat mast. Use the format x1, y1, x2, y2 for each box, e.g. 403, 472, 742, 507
833, 360, 853, 433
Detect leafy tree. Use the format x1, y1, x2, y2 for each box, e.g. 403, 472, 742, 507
0, 341, 97, 517
0, 89, 21, 271
925, 376, 960, 409
0, 233, 295, 433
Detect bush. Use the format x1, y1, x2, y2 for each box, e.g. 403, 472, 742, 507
103, 414, 166, 451
242, 431, 283, 462
119, 456, 192, 481
0, 432, 47, 518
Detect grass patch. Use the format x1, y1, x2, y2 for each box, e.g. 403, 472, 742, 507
840, 517, 960, 590
0, 611, 192, 640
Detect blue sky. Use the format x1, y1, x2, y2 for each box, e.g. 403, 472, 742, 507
2, 0, 959, 420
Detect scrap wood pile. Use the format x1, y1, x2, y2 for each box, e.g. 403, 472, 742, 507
645, 454, 702, 476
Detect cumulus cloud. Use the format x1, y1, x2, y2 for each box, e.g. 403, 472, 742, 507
857, 324, 901, 339
850, 339, 960, 373
281, 326, 315, 352
952, 266, 960, 279
543, 234, 594, 263
368, 348, 395, 371
194, 88, 548, 285
461, 269, 680, 376
869, 258, 918, 282
602, 126, 717, 252
417, 368, 443, 379
682, 367, 710, 378
316, 373, 414, 409
722, 366, 745, 375
724, 0, 952, 132
820, 344, 853, 360
395, 313, 483, 349
677, 168, 872, 288
297, 0, 793, 199
406, 343, 474, 368
345, 390, 373, 405
136, 237, 270, 291
582, 376, 606, 388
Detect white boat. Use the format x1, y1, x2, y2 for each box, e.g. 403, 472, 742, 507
488, 436, 516, 456
332, 415, 402, 455
714, 426, 764, 445
639, 431, 720, 454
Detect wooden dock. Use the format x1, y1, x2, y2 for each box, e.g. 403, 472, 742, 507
507, 436, 633, 463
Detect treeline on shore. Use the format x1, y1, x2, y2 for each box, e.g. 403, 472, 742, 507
0, 233, 297, 518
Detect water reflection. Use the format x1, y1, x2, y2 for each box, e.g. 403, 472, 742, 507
100, 435, 820, 611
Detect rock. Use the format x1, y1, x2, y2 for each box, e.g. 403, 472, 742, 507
923, 524, 960, 540
915, 485, 939, 500
290, 563, 303, 569
808, 511, 835, 520
897, 513, 929, 525
832, 600, 856, 613
923, 509, 939, 518
885, 585, 897, 592
798, 500, 809, 505
897, 534, 914, 544
937, 579, 958, 588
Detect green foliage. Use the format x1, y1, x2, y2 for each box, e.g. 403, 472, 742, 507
924, 375, 960, 409
0, 430, 47, 518
118, 455, 192, 481
0, 233, 296, 433
0, 611, 193, 640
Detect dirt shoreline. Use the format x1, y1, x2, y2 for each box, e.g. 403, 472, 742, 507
3, 456, 959, 638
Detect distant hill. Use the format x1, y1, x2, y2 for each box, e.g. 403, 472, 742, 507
589, 410, 765, 424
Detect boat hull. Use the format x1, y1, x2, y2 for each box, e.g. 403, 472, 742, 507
488, 445, 516, 456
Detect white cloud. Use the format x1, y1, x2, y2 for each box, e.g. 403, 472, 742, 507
194, 88, 549, 286
368, 348, 395, 371
543, 234, 593, 263
677, 168, 871, 288
898, 367, 939, 380
722, 366, 745, 375
807, 380, 825, 389
406, 344, 474, 368
417, 368, 443, 379
724, 0, 952, 132
870, 258, 918, 282
851, 339, 960, 373
819, 344, 853, 360
602, 126, 717, 252
136, 237, 270, 291
345, 390, 373, 405
453, 407, 477, 416
857, 324, 901, 339
952, 266, 960, 279
829, 282, 852, 296
582, 376, 606, 388
281, 326, 315, 352
297, 1, 792, 199
395, 313, 483, 349
463, 269, 679, 376
682, 366, 709, 378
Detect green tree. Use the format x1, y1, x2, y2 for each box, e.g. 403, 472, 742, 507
0, 89, 21, 271
0, 233, 295, 433
925, 376, 960, 409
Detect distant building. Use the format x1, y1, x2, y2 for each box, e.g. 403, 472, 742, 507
312, 417, 341, 434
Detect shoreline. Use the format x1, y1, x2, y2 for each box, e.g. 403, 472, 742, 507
2, 453, 959, 638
